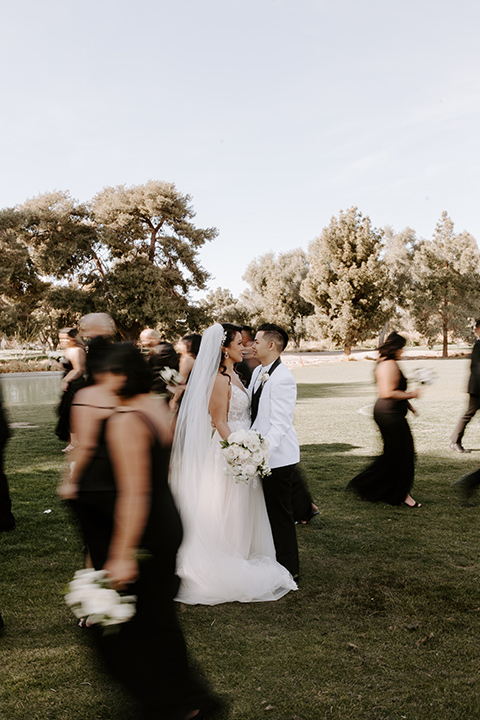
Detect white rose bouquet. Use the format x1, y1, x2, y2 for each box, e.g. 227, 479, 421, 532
220, 429, 271, 488
65, 569, 136, 631
410, 368, 436, 386
158, 367, 184, 386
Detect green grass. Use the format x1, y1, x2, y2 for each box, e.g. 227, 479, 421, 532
1, 358, 480, 719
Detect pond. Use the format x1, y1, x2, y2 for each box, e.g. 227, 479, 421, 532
0, 372, 62, 406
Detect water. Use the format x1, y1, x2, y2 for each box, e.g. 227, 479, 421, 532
0, 372, 62, 405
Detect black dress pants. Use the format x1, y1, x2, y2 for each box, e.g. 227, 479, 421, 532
262, 464, 299, 577
451, 394, 480, 444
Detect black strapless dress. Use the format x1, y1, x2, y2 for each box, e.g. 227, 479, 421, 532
347, 370, 415, 505
74, 411, 218, 720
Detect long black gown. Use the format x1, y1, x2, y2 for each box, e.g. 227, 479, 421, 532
74, 410, 219, 720
55, 359, 87, 441
348, 368, 415, 505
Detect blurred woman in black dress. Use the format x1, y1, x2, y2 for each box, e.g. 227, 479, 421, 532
170, 334, 202, 411
72, 344, 221, 720
55, 328, 87, 450
348, 333, 422, 508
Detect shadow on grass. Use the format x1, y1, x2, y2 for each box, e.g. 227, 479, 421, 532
299, 443, 480, 500
301, 441, 362, 454
297, 381, 373, 399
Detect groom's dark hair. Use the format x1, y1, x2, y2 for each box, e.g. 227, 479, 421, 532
258, 323, 289, 352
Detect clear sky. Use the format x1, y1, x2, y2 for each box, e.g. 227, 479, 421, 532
1, 0, 479, 297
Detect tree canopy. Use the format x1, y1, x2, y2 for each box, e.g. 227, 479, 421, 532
7, 181, 217, 340
242, 249, 314, 346
410, 211, 480, 357
302, 207, 390, 354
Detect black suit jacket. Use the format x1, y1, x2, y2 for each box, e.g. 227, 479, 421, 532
468, 338, 480, 396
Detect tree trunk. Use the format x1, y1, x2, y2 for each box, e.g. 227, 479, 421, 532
442, 316, 448, 358
378, 321, 390, 347
344, 346, 351, 356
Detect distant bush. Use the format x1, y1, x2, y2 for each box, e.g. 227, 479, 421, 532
0, 359, 61, 373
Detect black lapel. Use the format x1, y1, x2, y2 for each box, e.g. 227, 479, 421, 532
250, 357, 282, 424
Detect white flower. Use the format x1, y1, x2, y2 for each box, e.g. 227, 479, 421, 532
244, 431, 261, 452
251, 450, 264, 465
259, 371, 270, 385
82, 588, 120, 617
411, 368, 436, 386
158, 367, 184, 386
104, 602, 136, 625
229, 429, 248, 445
243, 463, 256, 478
224, 446, 237, 462
65, 569, 136, 628
221, 430, 270, 487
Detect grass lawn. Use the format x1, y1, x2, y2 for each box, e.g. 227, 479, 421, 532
1, 356, 480, 720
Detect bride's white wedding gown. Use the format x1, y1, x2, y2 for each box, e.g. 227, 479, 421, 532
174, 384, 297, 605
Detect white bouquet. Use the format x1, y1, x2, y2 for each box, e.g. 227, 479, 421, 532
65, 569, 136, 629
220, 429, 271, 488
158, 367, 184, 386
410, 368, 436, 386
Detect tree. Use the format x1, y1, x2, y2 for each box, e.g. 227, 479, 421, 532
0, 208, 48, 339
301, 207, 390, 354
410, 211, 480, 357
378, 226, 418, 343
242, 249, 314, 346
15, 181, 217, 339
89, 181, 217, 337
199, 287, 249, 327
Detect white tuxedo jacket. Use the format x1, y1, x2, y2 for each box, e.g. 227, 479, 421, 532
248, 360, 300, 469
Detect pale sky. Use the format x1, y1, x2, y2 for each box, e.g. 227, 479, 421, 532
1, 0, 479, 298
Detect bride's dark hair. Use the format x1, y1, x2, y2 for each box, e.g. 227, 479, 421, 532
218, 323, 242, 383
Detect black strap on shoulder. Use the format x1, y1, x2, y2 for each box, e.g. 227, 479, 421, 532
112, 409, 161, 444
71, 403, 116, 409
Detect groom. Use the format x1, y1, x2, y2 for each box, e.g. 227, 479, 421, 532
249, 323, 300, 580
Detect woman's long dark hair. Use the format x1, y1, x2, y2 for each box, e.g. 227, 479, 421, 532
103, 342, 153, 398
219, 323, 242, 383
59, 327, 84, 347
181, 334, 202, 358
378, 332, 406, 360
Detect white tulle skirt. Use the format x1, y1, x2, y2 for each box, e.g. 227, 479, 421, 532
172, 431, 297, 605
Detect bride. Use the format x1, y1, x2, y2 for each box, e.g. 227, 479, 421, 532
169, 323, 297, 605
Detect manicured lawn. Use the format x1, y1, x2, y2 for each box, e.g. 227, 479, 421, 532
1, 356, 480, 719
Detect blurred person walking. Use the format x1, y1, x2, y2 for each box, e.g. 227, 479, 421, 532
347, 333, 422, 508
140, 328, 179, 396
170, 334, 202, 411
55, 327, 87, 450
450, 319, 480, 453
72, 344, 222, 720
79, 313, 115, 385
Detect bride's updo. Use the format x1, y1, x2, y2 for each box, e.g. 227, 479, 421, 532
219, 323, 242, 381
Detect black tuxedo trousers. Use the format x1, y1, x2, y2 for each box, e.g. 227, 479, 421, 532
262, 463, 299, 577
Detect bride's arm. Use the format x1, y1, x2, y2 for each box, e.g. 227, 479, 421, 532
208, 374, 231, 440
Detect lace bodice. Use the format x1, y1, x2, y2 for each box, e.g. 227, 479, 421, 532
228, 384, 251, 432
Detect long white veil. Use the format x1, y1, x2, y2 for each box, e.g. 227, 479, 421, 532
168, 323, 297, 604
169, 323, 224, 526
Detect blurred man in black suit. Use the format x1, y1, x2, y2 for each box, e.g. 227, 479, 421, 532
450, 318, 480, 453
